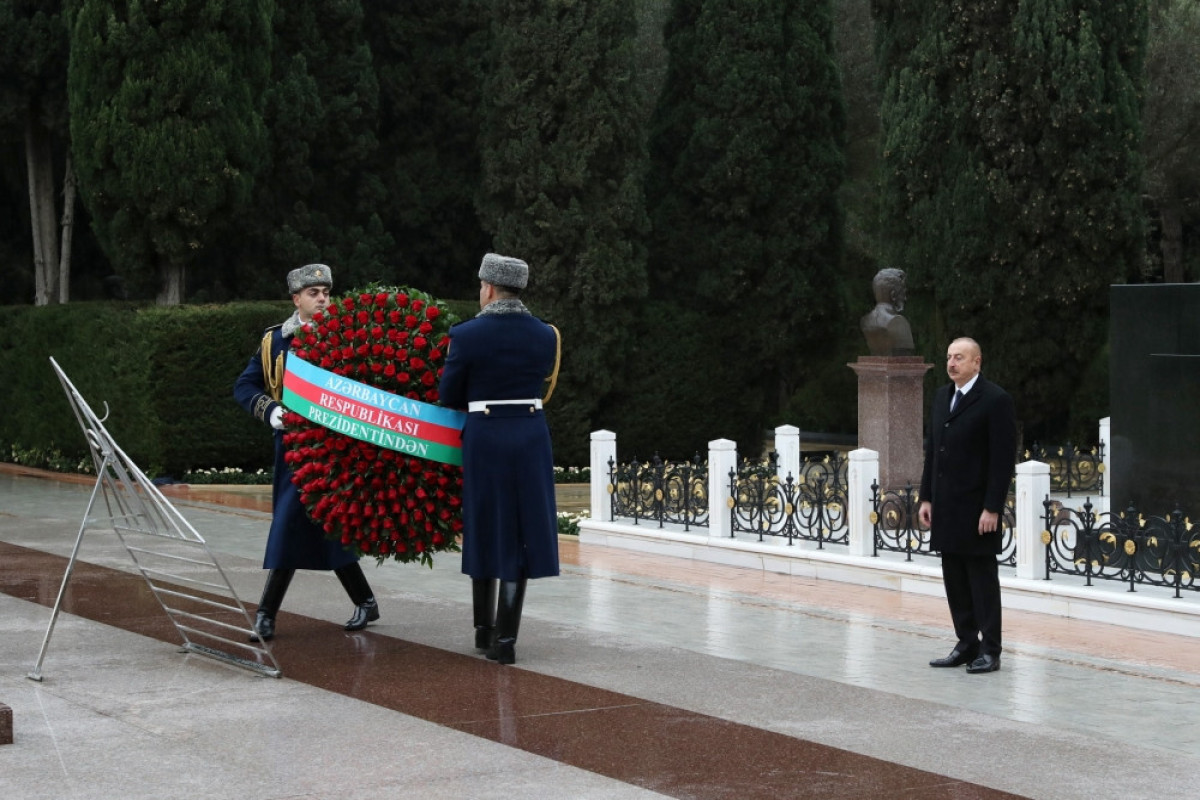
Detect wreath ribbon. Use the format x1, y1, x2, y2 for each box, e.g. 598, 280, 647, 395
283, 357, 466, 466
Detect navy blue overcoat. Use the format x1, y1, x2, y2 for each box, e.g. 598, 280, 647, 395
233, 324, 358, 571
438, 309, 560, 581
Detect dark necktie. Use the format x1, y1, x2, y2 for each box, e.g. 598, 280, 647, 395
951, 389, 964, 412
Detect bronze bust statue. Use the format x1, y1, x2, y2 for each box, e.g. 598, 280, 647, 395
861, 268, 915, 356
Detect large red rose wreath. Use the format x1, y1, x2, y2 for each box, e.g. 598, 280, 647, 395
281, 285, 464, 566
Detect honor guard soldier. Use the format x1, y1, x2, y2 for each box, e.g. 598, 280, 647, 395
234, 264, 380, 641
438, 253, 562, 664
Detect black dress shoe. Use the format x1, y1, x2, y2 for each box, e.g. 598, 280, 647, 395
250, 610, 275, 642
344, 598, 380, 631
966, 654, 1000, 674
929, 647, 978, 668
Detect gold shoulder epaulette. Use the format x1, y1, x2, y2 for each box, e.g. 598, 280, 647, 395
260, 329, 285, 403
542, 324, 561, 404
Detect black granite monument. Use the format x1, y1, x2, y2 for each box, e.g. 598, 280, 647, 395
1110, 284, 1200, 513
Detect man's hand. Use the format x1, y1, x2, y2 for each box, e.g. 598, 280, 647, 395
978, 509, 999, 534
918, 500, 932, 528
269, 406, 285, 430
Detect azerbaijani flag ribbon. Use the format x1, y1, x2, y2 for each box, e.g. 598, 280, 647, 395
282, 357, 466, 466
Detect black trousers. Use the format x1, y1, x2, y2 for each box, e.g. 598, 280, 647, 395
940, 552, 1002, 657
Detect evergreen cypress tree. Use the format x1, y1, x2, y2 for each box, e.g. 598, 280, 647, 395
642, 0, 846, 452
0, 1, 71, 305
224, 0, 390, 298
364, 0, 490, 299
876, 0, 1147, 439
476, 0, 651, 464
67, 0, 272, 304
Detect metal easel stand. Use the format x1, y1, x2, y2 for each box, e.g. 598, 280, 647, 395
27, 357, 281, 681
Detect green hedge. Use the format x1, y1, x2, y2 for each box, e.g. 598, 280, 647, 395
0, 301, 291, 477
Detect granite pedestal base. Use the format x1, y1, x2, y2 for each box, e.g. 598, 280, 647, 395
849, 356, 932, 490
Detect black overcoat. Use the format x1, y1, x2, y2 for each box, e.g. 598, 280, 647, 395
919, 377, 1017, 556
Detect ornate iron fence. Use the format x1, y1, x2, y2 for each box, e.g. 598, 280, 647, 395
607, 454, 709, 530
728, 453, 849, 547
871, 482, 1016, 565
1024, 442, 1105, 498
1043, 499, 1200, 597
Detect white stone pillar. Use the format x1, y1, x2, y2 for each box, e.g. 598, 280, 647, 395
775, 425, 801, 486
708, 439, 738, 539
847, 448, 880, 557
1015, 460, 1051, 580
590, 430, 617, 523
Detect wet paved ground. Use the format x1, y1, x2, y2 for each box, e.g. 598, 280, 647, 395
2, 466, 1199, 799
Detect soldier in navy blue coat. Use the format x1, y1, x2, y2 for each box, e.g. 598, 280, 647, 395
919, 337, 1017, 674
233, 264, 380, 641
438, 253, 561, 665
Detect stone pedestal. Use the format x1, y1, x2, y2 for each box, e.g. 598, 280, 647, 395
848, 356, 932, 491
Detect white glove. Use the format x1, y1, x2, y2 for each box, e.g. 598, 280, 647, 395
269, 406, 285, 430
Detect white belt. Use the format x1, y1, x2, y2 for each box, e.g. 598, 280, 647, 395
468, 398, 543, 414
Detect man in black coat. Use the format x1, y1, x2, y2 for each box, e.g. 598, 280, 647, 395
918, 337, 1017, 674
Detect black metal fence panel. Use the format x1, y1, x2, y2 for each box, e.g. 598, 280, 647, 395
728, 453, 850, 547
608, 454, 709, 530
1044, 499, 1200, 597
1024, 442, 1105, 498
871, 481, 1016, 565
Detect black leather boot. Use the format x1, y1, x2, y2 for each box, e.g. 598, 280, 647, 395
486, 579, 526, 665
472, 578, 498, 651
335, 562, 380, 631
250, 569, 294, 642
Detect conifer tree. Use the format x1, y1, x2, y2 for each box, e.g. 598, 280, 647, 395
68, 0, 272, 304
228, 0, 391, 298
476, 0, 651, 464
642, 0, 846, 451
876, 0, 1147, 438
364, 0, 490, 299
1, 1, 72, 304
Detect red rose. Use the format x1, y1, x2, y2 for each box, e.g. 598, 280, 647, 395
282, 284, 463, 566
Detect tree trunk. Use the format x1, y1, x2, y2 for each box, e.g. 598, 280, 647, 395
1159, 200, 1184, 284
157, 262, 186, 305
25, 115, 60, 306
58, 155, 77, 303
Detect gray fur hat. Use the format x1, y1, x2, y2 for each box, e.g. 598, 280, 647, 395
478, 253, 528, 290
287, 264, 333, 294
